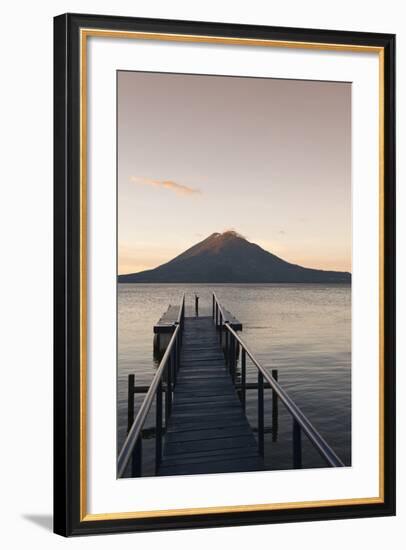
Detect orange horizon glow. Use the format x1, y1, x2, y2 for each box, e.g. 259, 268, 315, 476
118, 235, 352, 276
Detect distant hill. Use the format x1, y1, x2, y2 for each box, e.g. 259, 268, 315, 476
118, 231, 351, 284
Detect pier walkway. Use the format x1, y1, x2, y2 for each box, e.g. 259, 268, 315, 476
159, 316, 263, 476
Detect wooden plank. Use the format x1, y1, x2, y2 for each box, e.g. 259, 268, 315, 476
173, 389, 236, 398
166, 417, 249, 433
165, 424, 256, 443
159, 456, 263, 476
165, 435, 257, 455
171, 402, 244, 414
167, 412, 246, 424
174, 395, 238, 406
159, 448, 260, 467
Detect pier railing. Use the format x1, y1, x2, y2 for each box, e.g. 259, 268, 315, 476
117, 294, 185, 478
212, 292, 344, 468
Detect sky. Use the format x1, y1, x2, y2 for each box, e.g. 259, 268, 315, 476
117, 71, 351, 275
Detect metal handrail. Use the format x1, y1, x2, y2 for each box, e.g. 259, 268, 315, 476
212, 293, 344, 468
117, 294, 185, 478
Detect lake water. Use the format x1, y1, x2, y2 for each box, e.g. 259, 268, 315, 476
118, 283, 351, 476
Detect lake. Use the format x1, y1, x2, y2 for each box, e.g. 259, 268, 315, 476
118, 283, 351, 476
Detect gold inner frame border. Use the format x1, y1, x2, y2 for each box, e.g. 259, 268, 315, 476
79, 27, 385, 522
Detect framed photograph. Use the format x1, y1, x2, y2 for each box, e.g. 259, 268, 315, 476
54, 13, 395, 536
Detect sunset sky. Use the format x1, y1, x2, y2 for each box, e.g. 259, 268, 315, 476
118, 71, 351, 275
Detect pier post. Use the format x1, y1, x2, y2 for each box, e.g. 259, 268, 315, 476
155, 380, 163, 474
127, 374, 142, 476
258, 371, 265, 456
132, 438, 142, 477
272, 369, 279, 442
230, 336, 235, 383
176, 327, 182, 373
166, 356, 172, 420
241, 349, 246, 410
127, 374, 135, 433
225, 329, 229, 371
293, 419, 302, 468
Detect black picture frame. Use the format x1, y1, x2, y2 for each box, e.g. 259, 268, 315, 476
54, 12, 396, 536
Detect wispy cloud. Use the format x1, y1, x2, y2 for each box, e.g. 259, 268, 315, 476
222, 228, 246, 239
131, 176, 201, 197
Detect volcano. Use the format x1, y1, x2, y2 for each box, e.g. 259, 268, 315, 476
118, 231, 351, 284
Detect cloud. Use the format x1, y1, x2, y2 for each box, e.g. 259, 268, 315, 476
131, 176, 201, 197
222, 228, 246, 239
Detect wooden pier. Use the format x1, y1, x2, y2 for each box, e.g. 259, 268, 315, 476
117, 293, 344, 479
159, 316, 263, 476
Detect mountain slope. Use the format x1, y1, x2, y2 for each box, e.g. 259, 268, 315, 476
118, 231, 351, 283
